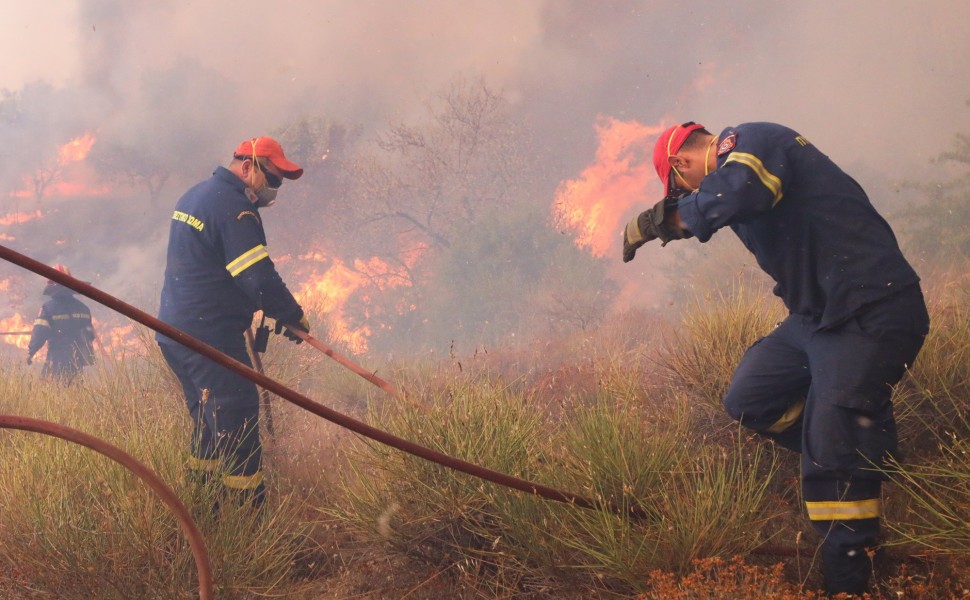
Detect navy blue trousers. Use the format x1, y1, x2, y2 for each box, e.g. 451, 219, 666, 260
723, 285, 928, 594
159, 337, 264, 496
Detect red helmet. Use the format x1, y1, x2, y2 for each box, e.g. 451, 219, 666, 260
46, 264, 72, 286
42, 264, 75, 296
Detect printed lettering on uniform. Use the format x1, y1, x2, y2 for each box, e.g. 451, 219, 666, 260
717, 132, 737, 156
237, 210, 261, 225
794, 135, 811, 147
172, 210, 206, 232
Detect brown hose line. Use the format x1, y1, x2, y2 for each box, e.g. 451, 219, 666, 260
0, 243, 645, 519
291, 329, 402, 398
0, 415, 213, 600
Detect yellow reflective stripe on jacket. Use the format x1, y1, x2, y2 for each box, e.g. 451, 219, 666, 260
33, 319, 50, 328
723, 152, 784, 205
225, 245, 269, 277
805, 499, 880, 521
187, 456, 220, 472
222, 471, 264, 490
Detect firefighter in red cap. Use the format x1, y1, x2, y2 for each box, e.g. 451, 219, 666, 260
156, 136, 309, 510
27, 264, 96, 384
623, 121, 928, 595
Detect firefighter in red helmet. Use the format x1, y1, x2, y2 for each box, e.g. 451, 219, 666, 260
624, 121, 928, 595
27, 264, 96, 384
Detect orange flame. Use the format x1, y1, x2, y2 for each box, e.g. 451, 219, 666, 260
95, 321, 147, 359
0, 210, 44, 226
553, 117, 667, 257
0, 309, 147, 361
292, 250, 415, 354
58, 133, 96, 163
0, 313, 34, 350
10, 132, 107, 199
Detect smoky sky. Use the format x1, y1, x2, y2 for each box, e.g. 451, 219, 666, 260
1, 0, 969, 353
4, 0, 968, 174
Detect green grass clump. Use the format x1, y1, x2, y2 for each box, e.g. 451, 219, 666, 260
334, 377, 546, 561
495, 391, 777, 592
334, 356, 779, 596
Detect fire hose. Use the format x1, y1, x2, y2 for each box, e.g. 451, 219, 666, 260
0, 415, 213, 600
0, 243, 646, 519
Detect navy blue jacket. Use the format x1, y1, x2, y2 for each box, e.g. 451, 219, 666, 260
157, 167, 303, 344
677, 122, 919, 329
28, 288, 95, 370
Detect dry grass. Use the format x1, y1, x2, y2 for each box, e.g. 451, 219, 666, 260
656, 283, 786, 407
883, 274, 970, 561
0, 269, 967, 598
0, 336, 318, 600
332, 354, 779, 596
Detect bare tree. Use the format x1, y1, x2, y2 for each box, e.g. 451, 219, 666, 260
0, 83, 95, 202
89, 144, 171, 205
343, 79, 534, 260
28, 158, 63, 201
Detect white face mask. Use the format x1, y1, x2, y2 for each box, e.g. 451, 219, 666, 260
247, 158, 279, 208
254, 185, 278, 208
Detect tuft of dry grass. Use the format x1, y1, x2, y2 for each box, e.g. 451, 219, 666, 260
883, 274, 970, 561
0, 337, 319, 600
332, 355, 779, 596
656, 283, 786, 407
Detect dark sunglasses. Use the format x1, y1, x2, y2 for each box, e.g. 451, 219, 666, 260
256, 161, 283, 188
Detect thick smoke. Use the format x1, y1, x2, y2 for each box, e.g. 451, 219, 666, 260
1, 0, 968, 355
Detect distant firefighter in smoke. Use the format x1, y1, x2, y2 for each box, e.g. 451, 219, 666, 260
623, 121, 929, 595
156, 136, 310, 511
26, 264, 96, 384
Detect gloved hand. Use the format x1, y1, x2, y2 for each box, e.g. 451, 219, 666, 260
26, 355, 33, 365
275, 314, 310, 345
622, 195, 692, 262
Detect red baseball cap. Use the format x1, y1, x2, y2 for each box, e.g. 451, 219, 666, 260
233, 136, 304, 180
653, 122, 705, 193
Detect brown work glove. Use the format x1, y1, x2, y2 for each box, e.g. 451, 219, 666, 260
275, 314, 310, 345
622, 195, 692, 262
